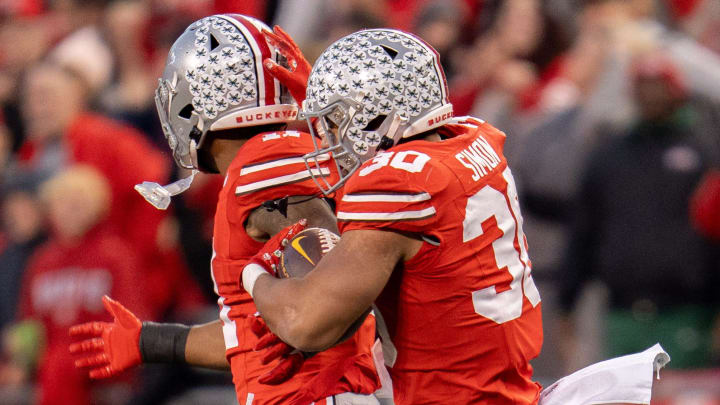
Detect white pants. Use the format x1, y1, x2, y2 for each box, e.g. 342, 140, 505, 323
371, 339, 394, 405
329, 392, 381, 405
539, 343, 670, 405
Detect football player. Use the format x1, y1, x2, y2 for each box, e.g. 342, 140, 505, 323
68, 15, 384, 405
244, 29, 544, 404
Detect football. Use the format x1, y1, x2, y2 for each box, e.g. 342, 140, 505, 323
279, 227, 340, 279
280, 228, 371, 345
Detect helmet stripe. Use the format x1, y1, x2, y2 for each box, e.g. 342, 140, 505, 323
219, 15, 265, 106
229, 16, 277, 107
242, 17, 283, 105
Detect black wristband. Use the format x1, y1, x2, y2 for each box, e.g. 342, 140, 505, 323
139, 322, 191, 363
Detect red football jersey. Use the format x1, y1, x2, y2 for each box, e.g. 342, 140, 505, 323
336, 118, 543, 405
19, 228, 149, 405
211, 130, 380, 404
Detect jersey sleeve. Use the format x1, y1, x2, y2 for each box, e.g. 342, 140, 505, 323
226, 131, 337, 223
337, 151, 443, 235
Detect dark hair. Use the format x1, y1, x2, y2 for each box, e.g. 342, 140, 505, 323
580, 0, 615, 7
69, 0, 114, 9
525, 4, 572, 73
474, 0, 572, 73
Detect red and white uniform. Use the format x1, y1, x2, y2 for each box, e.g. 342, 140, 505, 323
336, 118, 543, 405
212, 130, 380, 404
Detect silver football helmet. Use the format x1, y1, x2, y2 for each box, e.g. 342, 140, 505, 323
156, 14, 297, 170
137, 14, 297, 210
301, 29, 453, 195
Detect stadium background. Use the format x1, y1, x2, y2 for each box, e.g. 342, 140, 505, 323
0, 0, 718, 403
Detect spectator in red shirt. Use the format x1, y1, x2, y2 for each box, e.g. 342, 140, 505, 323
16, 62, 205, 317
20, 62, 168, 262
11, 165, 150, 405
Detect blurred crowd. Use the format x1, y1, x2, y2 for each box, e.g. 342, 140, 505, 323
0, 0, 718, 404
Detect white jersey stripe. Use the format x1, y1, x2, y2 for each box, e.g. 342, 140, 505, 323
448, 116, 483, 128
240, 154, 330, 176
210, 242, 219, 295
337, 206, 436, 221
218, 297, 238, 349
341, 192, 431, 203
235, 168, 330, 195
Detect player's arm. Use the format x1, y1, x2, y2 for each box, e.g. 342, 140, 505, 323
70, 296, 229, 379
173, 199, 336, 370
246, 195, 339, 238
166, 197, 338, 370
248, 229, 422, 352
184, 320, 228, 368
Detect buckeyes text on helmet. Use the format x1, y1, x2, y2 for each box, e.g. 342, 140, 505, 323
155, 14, 298, 170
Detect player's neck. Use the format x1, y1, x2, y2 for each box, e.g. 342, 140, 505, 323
399, 131, 442, 145
211, 138, 248, 175
422, 132, 442, 142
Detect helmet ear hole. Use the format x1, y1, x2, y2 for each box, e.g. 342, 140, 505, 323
209, 34, 220, 50
189, 127, 203, 144
178, 104, 194, 119
363, 114, 387, 131
380, 45, 398, 59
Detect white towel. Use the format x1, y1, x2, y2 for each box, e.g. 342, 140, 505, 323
539, 343, 670, 405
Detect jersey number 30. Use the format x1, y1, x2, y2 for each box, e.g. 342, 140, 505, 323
463, 168, 541, 324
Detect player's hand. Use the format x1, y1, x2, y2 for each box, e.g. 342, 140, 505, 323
262, 25, 311, 106
250, 313, 305, 385
243, 219, 308, 283
69, 296, 142, 379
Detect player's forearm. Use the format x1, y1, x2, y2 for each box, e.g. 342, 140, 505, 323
252, 275, 350, 351
185, 320, 230, 370
247, 230, 400, 351
141, 320, 229, 370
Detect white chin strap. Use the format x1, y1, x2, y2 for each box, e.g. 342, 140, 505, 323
135, 170, 198, 210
